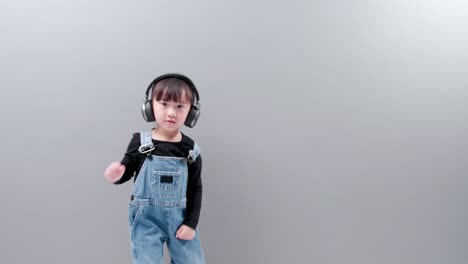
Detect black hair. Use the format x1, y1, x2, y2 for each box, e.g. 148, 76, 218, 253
151, 77, 193, 104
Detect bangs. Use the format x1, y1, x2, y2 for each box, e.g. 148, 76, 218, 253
151, 78, 193, 104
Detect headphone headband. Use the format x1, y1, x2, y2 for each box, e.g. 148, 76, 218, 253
144, 73, 200, 104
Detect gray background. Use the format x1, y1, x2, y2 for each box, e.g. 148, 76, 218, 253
1, 0, 467, 263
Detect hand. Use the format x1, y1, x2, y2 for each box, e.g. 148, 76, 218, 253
104, 162, 126, 183
176, 225, 196, 240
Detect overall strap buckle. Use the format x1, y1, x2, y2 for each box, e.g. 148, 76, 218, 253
186, 150, 196, 164
139, 131, 154, 156
186, 143, 200, 164
138, 144, 155, 155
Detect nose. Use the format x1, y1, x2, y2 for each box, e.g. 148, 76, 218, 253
167, 107, 176, 117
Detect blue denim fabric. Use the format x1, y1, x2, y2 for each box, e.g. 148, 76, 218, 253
128, 132, 205, 264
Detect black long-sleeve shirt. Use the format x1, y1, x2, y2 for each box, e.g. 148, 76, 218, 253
115, 132, 203, 229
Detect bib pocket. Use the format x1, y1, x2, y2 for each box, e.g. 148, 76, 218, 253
152, 170, 181, 191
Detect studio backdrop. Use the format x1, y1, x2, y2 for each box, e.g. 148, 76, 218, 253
1, 0, 467, 263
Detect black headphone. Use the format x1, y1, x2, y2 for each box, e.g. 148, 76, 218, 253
141, 73, 201, 128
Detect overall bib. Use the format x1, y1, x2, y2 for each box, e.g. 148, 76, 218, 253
128, 131, 205, 264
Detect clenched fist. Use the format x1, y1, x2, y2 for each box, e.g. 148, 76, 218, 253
176, 225, 196, 240
104, 162, 126, 183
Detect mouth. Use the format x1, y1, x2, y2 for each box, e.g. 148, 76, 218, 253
166, 120, 176, 124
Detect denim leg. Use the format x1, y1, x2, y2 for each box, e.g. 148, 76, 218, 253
167, 231, 205, 264
130, 205, 167, 264
166, 207, 206, 264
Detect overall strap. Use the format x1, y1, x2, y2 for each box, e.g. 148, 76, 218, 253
138, 131, 154, 155
187, 142, 200, 164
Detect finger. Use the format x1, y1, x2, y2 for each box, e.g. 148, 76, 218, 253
105, 163, 116, 172
179, 228, 188, 240
104, 167, 114, 178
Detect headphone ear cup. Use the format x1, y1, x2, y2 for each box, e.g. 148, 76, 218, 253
184, 104, 200, 128
141, 100, 155, 122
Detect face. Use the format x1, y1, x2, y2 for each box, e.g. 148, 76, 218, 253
152, 96, 191, 133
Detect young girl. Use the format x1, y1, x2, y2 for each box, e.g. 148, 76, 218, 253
104, 73, 206, 264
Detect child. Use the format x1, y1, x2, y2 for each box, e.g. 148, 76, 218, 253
104, 73, 206, 264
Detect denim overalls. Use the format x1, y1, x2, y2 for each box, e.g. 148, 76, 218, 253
128, 131, 205, 264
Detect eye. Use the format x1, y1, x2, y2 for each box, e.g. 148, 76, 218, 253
160, 102, 167, 106
177, 105, 185, 109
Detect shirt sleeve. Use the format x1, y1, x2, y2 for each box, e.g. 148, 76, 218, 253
183, 154, 203, 229
115, 133, 140, 185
